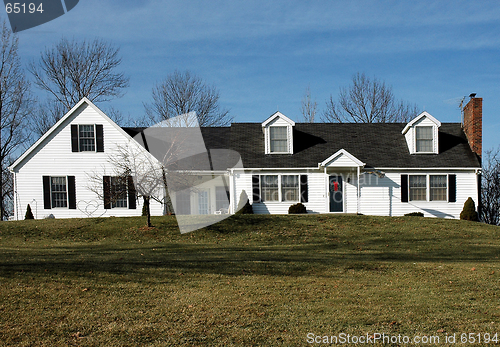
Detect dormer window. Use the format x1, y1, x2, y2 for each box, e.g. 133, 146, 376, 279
415, 126, 433, 152
270, 126, 288, 153
402, 112, 441, 155
262, 112, 295, 155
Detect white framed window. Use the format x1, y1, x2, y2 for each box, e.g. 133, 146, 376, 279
261, 175, 279, 202
51, 176, 68, 208
415, 126, 433, 153
430, 175, 447, 201
409, 175, 426, 201
79, 124, 96, 151
281, 175, 299, 202
259, 175, 302, 203
110, 176, 128, 208
269, 126, 288, 153
408, 174, 448, 202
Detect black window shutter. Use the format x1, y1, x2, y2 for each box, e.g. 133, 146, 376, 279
252, 175, 260, 203
103, 176, 111, 209
300, 175, 308, 203
67, 176, 76, 209
43, 176, 51, 209
96, 124, 104, 152
71, 125, 79, 152
448, 174, 456, 202
127, 176, 137, 209
401, 174, 409, 203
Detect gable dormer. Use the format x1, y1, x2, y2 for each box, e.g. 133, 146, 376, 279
402, 111, 441, 154
262, 112, 295, 154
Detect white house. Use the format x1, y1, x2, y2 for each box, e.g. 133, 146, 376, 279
9, 96, 482, 220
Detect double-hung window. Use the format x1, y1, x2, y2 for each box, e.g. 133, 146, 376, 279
281, 175, 299, 201
261, 175, 279, 202
270, 127, 288, 153
71, 124, 104, 152
409, 175, 426, 201
110, 177, 128, 208
430, 175, 447, 201
408, 174, 448, 201
415, 126, 433, 152
79, 125, 95, 151
51, 176, 68, 208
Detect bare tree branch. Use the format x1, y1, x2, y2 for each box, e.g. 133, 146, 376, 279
29, 38, 129, 135
301, 85, 317, 123
0, 21, 32, 219
29, 38, 129, 110
481, 148, 500, 225
322, 72, 419, 123
144, 70, 232, 127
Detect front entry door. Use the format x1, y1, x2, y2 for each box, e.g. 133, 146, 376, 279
329, 175, 343, 212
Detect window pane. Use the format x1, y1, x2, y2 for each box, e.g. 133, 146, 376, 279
79, 124, 95, 151
270, 127, 288, 152
416, 126, 433, 152
281, 175, 299, 201
409, 175, 426, 201
198, 190, 209, 215
51, 176, 67, 208
430, 175, 447, 201
409, 175, 426, 188
261, 175, 279, 202
111, 177, 128, 208
216, 186, 229, 210
416, 127, 432, 139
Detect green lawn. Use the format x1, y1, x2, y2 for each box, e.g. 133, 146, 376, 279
0, 215, 499, 346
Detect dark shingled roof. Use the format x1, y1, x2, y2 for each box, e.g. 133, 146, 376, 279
122, 123, 480, 169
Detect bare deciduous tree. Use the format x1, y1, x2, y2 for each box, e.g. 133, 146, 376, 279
301, 85, 317, 123
30, 38, 129, 109
29, 38, 129, 135
481, 148, 500, 225
144, 70, 232, 127
0, 22, 32, 220
31, 99, 66, 137
322, 72, 419, 123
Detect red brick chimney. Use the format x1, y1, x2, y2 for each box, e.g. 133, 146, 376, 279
462, 95, 482, 159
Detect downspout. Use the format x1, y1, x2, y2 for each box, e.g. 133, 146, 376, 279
357, 166, 360, 215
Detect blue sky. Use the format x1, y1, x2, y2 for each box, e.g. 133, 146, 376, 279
4, 0, 500, 150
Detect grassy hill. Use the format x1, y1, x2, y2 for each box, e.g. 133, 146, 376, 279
0, 215, 499, 346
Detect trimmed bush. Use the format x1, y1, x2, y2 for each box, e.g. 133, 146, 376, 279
236, 190, 253, 214
25, 204, 34, 219
288, 203, 307, 214
404, 212, 424, 217
460, 197, 479, 221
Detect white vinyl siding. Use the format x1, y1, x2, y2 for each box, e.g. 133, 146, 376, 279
360, 171, 477, 219
11, 102, 163, 220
